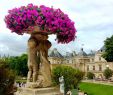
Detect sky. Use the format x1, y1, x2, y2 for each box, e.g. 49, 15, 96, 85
0, 0, 113, 56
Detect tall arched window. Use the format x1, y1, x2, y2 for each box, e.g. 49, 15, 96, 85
99, 65, 102, 71
87, 65, 89, 71
93, 66, 95, 71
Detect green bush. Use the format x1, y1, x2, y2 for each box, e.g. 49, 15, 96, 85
0, 59, 15, 95
52, 65, 84, 93
103, 68, 113, 79
6, 54, 28, 77
87, 72, 95, 79
102, 35, 113, 62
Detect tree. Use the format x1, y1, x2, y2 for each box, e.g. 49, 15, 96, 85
103, 68, 113, 79
0, 59, 15, 95
87, 72, 95, 79
7, 54, 28, 76
17, 54, 28, 76
52, 65, 84, 93
102, 35, 113, 62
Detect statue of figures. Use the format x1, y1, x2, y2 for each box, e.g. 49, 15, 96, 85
27, 37, 40, 82
59, 76, 65, 94
26, 31, 52, 88
35, 34, 52, 87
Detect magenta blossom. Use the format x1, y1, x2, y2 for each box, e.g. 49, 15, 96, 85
4, 3, 77, 43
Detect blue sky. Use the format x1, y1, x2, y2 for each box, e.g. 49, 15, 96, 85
0, 0, 113, 56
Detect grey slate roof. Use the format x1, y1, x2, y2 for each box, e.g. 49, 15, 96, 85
78, 48, 87, 56
99, 46, 105, 52
72, 51, 77, 56
87, 50, 95, 56
65, 51, 77, 58
49, 48, 63, 58
65, 52, 73, 58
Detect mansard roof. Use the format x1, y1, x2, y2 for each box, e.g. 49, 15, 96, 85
78, 48, 87, 56
87, 50, 95, 56
65, 51, 77, 58
99, 46, 105, 52
49, 48, 63, 58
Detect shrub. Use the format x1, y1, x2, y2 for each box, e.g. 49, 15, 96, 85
6, 54, 28, 77
0, 59, 15, 95
102, 35, 113, 62
52, 65, 84, 93
87, 72, 95, 79
103, 68, 113, 79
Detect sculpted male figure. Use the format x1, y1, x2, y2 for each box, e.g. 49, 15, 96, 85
34, 33, 52, 87
27, 25, 52, 87
27, 37, 40, 82
27, 26, 41, 83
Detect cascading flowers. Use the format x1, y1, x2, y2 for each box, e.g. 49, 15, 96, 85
5, 4, 77, 43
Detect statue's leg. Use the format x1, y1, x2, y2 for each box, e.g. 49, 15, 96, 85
27, 66, 32, 82
33, 65, 38, 82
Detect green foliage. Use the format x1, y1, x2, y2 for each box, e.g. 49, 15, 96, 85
87, 72, 95, 79
103, 68, 113, 79
0, 59, 15, 95
102, 35, 113, 62
7, 54, 28, 76
52, 65, 84, 93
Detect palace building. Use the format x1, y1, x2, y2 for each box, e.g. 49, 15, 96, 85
48, 47, 113, 79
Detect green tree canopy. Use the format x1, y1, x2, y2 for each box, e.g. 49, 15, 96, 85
87, 72, 95, 79
52, 65, 84, 93
102, 35, 113, 62
103, 68, 113, 79
7, 54, 28, 76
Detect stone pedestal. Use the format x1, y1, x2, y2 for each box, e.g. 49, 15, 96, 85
15, 87, 62, 95
26, 82, 42, 88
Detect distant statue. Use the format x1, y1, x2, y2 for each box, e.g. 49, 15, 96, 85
59, 76, 65, 94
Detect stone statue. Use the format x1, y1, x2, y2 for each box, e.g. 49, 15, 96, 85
59, 76, 64, 94
26, 32, 52, 88
38, 35, 52, 87
27, 37, 40, 82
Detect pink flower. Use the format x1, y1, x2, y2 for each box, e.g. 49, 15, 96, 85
4, 3, 77, 44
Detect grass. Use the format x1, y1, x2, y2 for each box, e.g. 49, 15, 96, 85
79, 82, 113, 95
16, 79, 27, 83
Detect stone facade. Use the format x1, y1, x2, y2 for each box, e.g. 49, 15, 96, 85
48, 47, 113, 78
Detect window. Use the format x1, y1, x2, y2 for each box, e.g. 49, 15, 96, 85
72, 60, 73, 64
93, 66, 95, 71
99, 65, 102, 71
87, 65, 89, 71
67, 60, 69, 63
74, 64, 76, 67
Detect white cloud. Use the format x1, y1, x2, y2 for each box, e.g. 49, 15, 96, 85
0, 0, 113, 56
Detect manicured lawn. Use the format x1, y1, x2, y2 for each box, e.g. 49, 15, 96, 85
79, 82, 113, 95
16, 79, 27, 83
